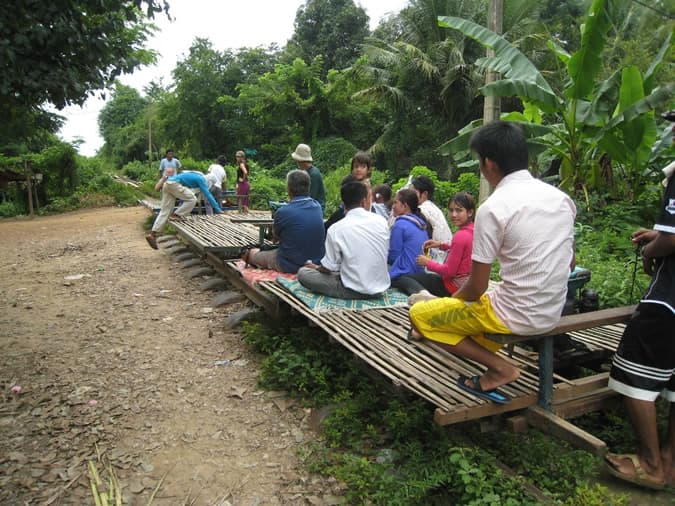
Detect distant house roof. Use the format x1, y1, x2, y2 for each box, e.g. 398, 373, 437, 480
0, 168, 25, 183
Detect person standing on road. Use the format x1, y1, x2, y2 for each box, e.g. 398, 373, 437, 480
236, 150, 250, 213
158, 149, 181, 177
145, 168, 222, 249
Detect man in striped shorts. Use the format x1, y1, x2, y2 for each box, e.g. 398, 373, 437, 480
605, 110, 675, 490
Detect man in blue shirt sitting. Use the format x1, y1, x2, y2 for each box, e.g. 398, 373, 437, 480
242, 169, 325, 273
146, 168, 222, 249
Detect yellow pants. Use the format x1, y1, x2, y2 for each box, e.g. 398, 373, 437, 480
409, 294, 509, 353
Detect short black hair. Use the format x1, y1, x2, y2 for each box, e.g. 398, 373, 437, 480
469, 121, 528, 175
166, 149, 174, 154
341, 179, 368, 209
373, 183, 392, 202
351, 151, 372, 174
411, 176, 435, 200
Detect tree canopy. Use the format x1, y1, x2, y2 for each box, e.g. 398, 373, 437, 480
286, 0, 370, 73
0, 0, 169, 109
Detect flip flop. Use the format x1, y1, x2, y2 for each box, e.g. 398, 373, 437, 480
604, 453, 665, 491
456, 375, 511, 404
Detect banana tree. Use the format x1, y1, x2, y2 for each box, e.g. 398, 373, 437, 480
438, 0, 674, 204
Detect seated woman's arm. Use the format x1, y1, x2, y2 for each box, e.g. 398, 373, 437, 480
425, 231, 470, 278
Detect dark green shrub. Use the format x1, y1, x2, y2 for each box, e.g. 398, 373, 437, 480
392, 166, 480, 209
0, 200, 20, 217
270, 137, 357, 179
121, 160, 155, 182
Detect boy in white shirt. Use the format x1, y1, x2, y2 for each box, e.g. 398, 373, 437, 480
409, 121, 576, 404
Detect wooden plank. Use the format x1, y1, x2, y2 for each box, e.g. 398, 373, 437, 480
526, 405, 607, 456
552, 387, 619, 420
229, 218, 274, 225
434, 392, 538, 425
487, 305, 635, 345
553, 373, 609, 403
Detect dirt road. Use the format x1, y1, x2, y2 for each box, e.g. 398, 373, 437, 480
0, 207, 338, 505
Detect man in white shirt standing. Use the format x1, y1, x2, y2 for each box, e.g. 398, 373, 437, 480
409, 121, 576, 404
204, 154, 227, 214
411, 176, 452, 243
298, 177, 390, 299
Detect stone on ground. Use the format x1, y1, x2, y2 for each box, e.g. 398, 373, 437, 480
211, 290, 246, 307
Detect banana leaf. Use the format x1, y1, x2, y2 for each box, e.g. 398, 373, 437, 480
644, 31, 672, 93
565, 0, 612, 100
582, 68, 622, 125
437, 16, 559, 112
547, 39, 570, 65
650, 124, 675, 164
438, 117, 552, 157
618, 66, 647, 152
600, 83, 675, 133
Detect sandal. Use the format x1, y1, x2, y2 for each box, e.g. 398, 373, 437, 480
145, 233, 158, 250
604, 453, 665, 491
456, 374, 511, 404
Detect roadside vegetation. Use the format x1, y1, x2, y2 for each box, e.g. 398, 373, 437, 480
242, 316, 633, 504
1, 0, 674, 502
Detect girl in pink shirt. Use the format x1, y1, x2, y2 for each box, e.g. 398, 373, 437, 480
395, 192, 475, 296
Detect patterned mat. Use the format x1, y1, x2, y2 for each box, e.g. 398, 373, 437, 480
276, 277, 409, 313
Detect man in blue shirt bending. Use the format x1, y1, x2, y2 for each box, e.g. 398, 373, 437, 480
146, 168, 222, 249
242, 169, 325, 273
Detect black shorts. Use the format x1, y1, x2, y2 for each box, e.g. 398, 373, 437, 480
608, 303, 675, 401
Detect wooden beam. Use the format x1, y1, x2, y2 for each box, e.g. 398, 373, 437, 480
434, 392, 538, 425
526, 405, 607, 456
553, 373, 609, 403
552, 387, 619, 420
487, 305, 635, 345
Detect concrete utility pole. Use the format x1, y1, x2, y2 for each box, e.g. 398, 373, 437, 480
148, 104, 153, 167
479, 0, 503, 204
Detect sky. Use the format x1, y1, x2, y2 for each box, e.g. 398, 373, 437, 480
58, 0, 410, 157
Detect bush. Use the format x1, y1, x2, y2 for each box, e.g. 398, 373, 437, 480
392, 166, 480, 209
0, 200, 20, 217
121, 160, 155, 182
247, 168, 288, 212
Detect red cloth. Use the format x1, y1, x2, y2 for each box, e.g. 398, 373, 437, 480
233, 259, 297, 287
425, 223, 474, 293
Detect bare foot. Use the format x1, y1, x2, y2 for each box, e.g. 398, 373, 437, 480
473, 367, 520, 392
407, 328, 423, 341
408, 290, 437, 306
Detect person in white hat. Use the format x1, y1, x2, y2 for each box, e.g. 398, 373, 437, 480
291, 143, 325, 211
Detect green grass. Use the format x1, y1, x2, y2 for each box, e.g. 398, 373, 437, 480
241, 315, 631, 505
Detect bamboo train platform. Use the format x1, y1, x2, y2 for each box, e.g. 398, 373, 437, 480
164, 212, 625, 449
